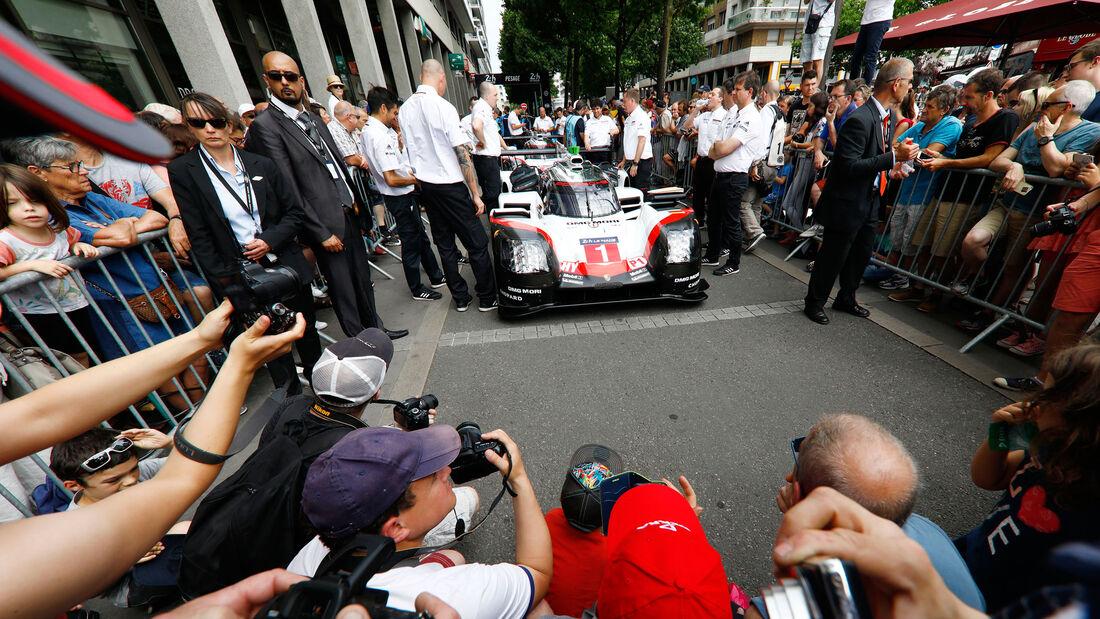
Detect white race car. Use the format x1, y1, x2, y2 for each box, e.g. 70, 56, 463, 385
489, 155, 707, 317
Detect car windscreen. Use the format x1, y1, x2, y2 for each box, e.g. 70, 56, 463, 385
545, 181, 620, 218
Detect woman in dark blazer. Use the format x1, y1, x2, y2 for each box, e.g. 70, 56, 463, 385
167, 92, 321, 392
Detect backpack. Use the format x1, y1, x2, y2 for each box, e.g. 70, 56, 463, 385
177, 397, 354, 598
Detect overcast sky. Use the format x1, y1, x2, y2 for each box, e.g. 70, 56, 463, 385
482, 0, 502, 72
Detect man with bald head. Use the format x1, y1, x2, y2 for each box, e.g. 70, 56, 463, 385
246, 51, 407, 340
400, 59, 498, 312
740, 79, 785, 252
470, 80, 510, 218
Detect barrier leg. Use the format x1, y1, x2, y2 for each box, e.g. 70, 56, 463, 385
960, 313, 1011, 354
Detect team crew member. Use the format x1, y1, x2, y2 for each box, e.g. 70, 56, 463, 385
619, 89, 654, 191
471, 81, 510, 216
684, 89, 725, 228
360, 87, 446, 302
400, 60, 498, 312
533, 107, 555, 136
507, 104, 525, 137
705, 72, 766, 276
584, 105, 618, 162
564, 100, 589, 150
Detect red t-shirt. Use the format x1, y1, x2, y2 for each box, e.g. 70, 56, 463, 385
544, 508, 608, 617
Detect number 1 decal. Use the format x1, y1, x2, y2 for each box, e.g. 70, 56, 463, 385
584, 243, 621, 263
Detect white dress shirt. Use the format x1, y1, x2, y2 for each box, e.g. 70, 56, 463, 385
361, 117, 414, 197
713, 104, 766, 173
533, 116, 555, 133
471, 99, 502, 157
623, 106, 653, 161
399, 85, 470, 185
268, 94, 354, 193
198, 145, 260, 244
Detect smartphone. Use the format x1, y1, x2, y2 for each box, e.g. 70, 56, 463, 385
988, 421, 1039, 451
599, 471, 655, 534
1074, 153, 1095, 166
1015, 180, 1034, 196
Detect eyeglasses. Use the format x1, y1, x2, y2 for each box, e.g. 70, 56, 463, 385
44, 160, 86, 173
264, 70, 300, 83
80, 437, 134, 473
1064, 58, 1089, 74
1041, 100, 1072, 110
185, 117, 230, 130
791, 435, 806, 468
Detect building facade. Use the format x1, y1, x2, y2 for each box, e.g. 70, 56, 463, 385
1, 0, 490, 114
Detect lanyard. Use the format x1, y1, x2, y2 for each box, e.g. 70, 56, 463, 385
200, 147, 257, 220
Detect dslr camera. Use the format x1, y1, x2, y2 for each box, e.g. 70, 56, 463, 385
1030, 204, 1078, 237
255, 535, 428, 619
392, 394, 439, 430
224, 260, 301, 336
449, 422, 508, 484
761, 557, 871, 619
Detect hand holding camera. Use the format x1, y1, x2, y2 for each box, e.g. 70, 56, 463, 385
480, 428, 523, 482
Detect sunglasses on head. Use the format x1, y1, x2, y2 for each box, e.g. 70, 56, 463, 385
81, 437, 134, 473
265, 70, 300, 83
185, 117, 229, 130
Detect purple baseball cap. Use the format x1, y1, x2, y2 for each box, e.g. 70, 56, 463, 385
302, 425, 461, 538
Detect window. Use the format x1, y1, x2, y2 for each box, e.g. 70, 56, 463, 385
705, 16, 716, 31
767, 29, 780, 45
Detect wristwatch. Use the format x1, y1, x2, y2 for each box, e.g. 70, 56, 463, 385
1037, 136, 1054, 147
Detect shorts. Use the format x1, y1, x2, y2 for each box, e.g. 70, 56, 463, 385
1053, 236, 1100, 314
970, 203, 1037, 268
887, 202, 928, 256
800, 28, 832, 63
911, 200, 981, 258
18, 307, 100, 356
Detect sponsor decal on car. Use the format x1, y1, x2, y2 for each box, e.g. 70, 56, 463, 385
674, 272, 701, 283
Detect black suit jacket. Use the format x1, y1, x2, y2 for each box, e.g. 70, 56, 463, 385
244, 105, 352, 244
167, 148, 312, 291
817, 101, 896, 231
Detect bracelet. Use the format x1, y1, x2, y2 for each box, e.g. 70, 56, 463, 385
169, 215, 183, 222
172, 420, 235, 464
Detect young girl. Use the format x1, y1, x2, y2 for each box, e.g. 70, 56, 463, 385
0, 165, 99, 365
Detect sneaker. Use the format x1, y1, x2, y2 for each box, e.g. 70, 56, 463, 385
877, 274, 910, 290
950, 280, 971, 296
956, 311, 990, 333
314, 320, 328, 330
458, 255, 470, 264
992, 376, 1043, 391
382, 235, 402, 247
805, 260, 814, 272
423, 486, 480, 547
799, 223, 824, 238
478, 298, 499, 312
744, 234, 765, 254
430, 278, 447, 289
455, 297, 472, 312
916, 294, 940, 313
373, 245, 387, 255
996, 331, 1028, 349
720, 248, 730, 257
310, 284, 327, 299
1009, 334, 1046, 357
702, 256, 720, 266
712, 265, 740, 276
888, 288, 923, 302
413, 288, 443, 301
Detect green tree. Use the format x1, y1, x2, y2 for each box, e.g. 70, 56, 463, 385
828, 0, 950, 77
627, 4, 707, 87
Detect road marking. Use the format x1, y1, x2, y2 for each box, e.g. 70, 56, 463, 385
438, 300, 805, 346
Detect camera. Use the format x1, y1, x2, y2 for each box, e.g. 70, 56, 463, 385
224, 261, 301, 336
254, 535, 427, 619
392, 394, 439, 430
1030, 204, 1078, 237
449, 422, 508, 484
761, 557, 871, 619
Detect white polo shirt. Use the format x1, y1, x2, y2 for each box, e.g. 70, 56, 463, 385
361, 117, 414, 197
713, 103, 766, 173
400, 85, 470, 185
471, 99, 502, 157
507, 111, 523, 135
695, 106, 727, 158
623, 106, 653, 161
533, 115, 555, 133
585, 115, 615, 148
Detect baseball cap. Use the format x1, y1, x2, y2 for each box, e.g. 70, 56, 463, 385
311, 328, 393, 408
696, 84, 711, 93
560, 444, 623, 532
237, 103, 255, 117
302, 425, 461, 539
597, 484, 733, 619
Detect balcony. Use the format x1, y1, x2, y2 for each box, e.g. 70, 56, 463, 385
468, 0, 482, 15
727, 6, 805, 31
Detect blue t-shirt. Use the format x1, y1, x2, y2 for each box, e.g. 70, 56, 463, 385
1006, 120, 1100, 213
816, 102, 858, 151
903, 514, 986, 611
65, 192, 165, 301
894, 115, 964, 206
1082, 93, 1100, 123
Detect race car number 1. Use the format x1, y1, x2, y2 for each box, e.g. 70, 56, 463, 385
584, 243, 621, 263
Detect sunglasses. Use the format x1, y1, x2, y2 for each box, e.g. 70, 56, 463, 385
81, 437, 134, 473
265, 70, 300, 83
791, 436, 806, 468
1041, 100, 1071, 110
185, 117, 230, 130
44, 160, 86, 173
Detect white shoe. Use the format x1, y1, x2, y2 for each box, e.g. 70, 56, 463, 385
422, 486, 480, 547
311, 284, 327, 299
315, 320, 328, 330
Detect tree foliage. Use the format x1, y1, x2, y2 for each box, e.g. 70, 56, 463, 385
826, 0, 950, 77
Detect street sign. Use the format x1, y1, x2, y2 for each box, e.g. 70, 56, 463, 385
449, 53, 464, 71
520, 103, 527, 110
334, 55, 347, 72
690, 77, 697, 85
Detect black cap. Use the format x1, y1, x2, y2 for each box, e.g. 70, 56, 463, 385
560, 444, 623, 532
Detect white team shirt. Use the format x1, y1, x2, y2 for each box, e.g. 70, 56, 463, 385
400, 85, 471, 184
623, 106, 653, 161
713, 103, 766, 173
533, 116, 555, 133
695, 107, 727, 157
472, 99, 502, 157
361, 117, 414, 197
585, 116, 616, 148
507, 111, 523, 135
862, 0, 894, 24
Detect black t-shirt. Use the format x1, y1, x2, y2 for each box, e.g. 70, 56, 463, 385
941, 108, 1019, 202
785, 97, 810, 133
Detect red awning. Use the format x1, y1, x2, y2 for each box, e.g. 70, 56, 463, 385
1034, 32, 1100, 62
834, 0, 1100, 51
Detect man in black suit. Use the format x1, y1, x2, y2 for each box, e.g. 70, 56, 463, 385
244, 51, 407, 340
805, 58, 920, 325
168, 91, 321, 393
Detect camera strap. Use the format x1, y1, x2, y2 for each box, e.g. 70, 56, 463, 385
199, 146, 260, 227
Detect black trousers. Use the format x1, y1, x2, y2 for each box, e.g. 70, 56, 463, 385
472, 154, 502, 215
706, 172, 749, 268
383, 193, 444, 293
587, 149, 612, 163
266, 284, 322, 395
626, 158, 653, 192
805, 216, 877, 311
314, 209, 382, 336
693, 156, 715, 226
419, 181, 497, 304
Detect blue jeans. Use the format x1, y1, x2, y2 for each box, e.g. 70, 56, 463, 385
850, 20, 891, 82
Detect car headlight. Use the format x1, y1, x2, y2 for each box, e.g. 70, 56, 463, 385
501, 238, 551, 273
665, 229, 694, 263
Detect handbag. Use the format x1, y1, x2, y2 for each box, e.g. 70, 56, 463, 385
87, 276, 182, 323
804, 0, 834, 34
0, 330, 84, 400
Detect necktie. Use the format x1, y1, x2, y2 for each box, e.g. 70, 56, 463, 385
299, 112, 355, 207
879, 115, 889, 196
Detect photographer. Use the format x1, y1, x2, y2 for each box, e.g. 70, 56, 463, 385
291, 426, 552, 619
168, 91, 322, 394
0, 302, 306, 617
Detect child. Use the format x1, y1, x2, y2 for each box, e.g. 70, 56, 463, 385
0, 165, 99, 365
